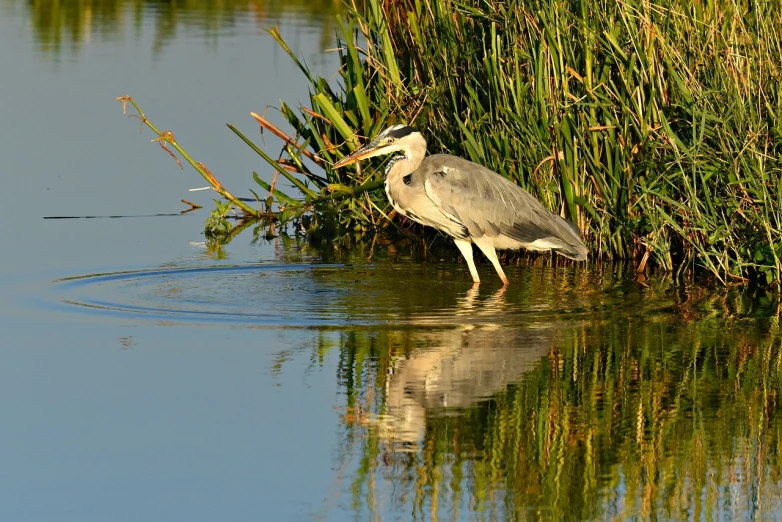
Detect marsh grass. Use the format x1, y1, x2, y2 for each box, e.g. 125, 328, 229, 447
118, 0, 782, 284
244, 0, 782, 285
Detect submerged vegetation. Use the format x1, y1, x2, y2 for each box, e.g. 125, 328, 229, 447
119, 0, 782, 285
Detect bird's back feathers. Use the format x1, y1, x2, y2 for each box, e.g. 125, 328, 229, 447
418, 154, 588, 260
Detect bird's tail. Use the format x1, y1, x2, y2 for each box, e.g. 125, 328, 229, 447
554, 243, 588, 262
549, 216, 589, 261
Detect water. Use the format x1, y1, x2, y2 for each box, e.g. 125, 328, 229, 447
2, 2, 782, 521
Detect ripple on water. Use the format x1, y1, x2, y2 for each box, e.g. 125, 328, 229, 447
50, 262, 682, 328
53, 264, 352, 327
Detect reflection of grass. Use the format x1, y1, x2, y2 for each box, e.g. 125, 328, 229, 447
19, 0, 344, 54
314, 272, 782, 520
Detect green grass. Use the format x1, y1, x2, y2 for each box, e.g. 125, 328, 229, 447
114, 0, 782, 284
244, 0, 782, 285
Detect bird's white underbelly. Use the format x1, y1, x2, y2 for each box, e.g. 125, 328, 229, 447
490, 235, 561, 252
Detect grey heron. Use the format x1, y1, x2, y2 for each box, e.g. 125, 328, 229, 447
333, 125, 588, 285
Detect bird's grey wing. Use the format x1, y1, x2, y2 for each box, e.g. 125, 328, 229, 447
421, 155, 587, 258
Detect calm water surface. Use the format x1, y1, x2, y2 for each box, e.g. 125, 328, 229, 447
2, 2, 782, 521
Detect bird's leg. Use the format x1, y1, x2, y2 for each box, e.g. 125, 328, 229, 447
453, 239, 480, 284
472, 235, 509, 286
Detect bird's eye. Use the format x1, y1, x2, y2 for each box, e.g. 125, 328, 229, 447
387, 138, 396, 143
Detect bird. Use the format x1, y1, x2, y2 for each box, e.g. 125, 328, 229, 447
332, 124, 588, 285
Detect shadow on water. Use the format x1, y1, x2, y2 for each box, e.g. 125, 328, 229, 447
47, 235, 782, 519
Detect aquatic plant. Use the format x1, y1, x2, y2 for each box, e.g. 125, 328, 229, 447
247, 0, 782, 285
117, 0, 782, 285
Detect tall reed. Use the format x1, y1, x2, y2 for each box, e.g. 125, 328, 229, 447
257, 0, 782, 284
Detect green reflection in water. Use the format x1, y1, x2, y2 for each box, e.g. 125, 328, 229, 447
15, 0, 343, 54
293, 259, 782, 520
46, 226, 782, 519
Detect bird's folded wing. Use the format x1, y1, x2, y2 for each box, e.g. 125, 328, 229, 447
422, 157, 559, 243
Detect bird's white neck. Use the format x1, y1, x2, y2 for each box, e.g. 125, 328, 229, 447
385, 133, 426, 182
383, 135, 426, 220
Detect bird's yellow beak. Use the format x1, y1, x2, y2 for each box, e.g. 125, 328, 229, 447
332, 142, 381, 169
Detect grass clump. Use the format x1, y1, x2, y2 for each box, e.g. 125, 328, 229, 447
248, 0, 782, 285
119, 0, 782, 285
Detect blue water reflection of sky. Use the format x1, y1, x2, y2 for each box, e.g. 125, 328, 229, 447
0, 322, 343, 522
0, 4, 353, 521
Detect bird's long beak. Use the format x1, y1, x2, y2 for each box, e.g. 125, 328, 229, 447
332, 142, 382, 169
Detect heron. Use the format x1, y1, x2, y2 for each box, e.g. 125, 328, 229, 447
333, 125, 588, 285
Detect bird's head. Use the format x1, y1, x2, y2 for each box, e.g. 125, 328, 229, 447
332, 125, 421, 168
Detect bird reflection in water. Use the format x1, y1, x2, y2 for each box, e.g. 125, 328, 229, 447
375, 285, 556, 446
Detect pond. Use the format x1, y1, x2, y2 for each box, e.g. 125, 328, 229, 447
2, 1, 782, 521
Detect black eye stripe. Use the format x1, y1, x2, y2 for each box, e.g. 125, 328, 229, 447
383, 125, 418, 140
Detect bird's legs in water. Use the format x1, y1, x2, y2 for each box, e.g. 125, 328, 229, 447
453, 239, 481, 284
472, 235, 510, 286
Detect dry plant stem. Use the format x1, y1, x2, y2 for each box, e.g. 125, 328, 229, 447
269, 170, 279, 198
250, 112, 324, 167
227, 124, 319, 199
115, 96, 260, 217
